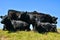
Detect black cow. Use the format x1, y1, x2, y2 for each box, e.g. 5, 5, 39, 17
39, 14, 58, 24
34, 22, 57, 33
32, 15, 57, 33
8, 10, 58, 25
32, 11, 58, 24
0, 15, 9, 30
11, 20, 30, 31
8, 10, 31, 24
43, 23, 57, 32
1, 15, 30, 31
1, 15, 14, 31
27, 11, 57, 31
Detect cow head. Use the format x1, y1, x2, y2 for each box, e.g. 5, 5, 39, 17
0, 16, 3, 18
1, 15, 10, 24
52, 16, 58, 24
1, 15, 15, 31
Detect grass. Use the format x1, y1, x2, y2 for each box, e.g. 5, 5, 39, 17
0, 29, 60, 40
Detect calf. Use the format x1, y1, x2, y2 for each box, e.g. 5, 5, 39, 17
35, 22, 57, 33
11, 20, 30, 31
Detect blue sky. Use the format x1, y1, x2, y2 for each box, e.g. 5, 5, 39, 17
0, 0, 60, 29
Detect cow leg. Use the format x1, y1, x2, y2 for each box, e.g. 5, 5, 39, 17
25, 25, 30, 31
51, 26, 57, 32
32, 23, 36, 31
3, 25, 6, 30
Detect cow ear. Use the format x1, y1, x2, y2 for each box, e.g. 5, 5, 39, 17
33, 11, 38, 13
55, 22, 57, 24
55, 17, 58, 21
56, 17, 58, 19
0, 16, 3, 19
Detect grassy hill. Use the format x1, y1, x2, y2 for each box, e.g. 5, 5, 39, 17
0, 29, 60, 40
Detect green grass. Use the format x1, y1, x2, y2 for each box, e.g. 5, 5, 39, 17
0, 29, 60, 40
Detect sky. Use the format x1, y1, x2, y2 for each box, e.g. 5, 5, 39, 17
0, 0, 60, 29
